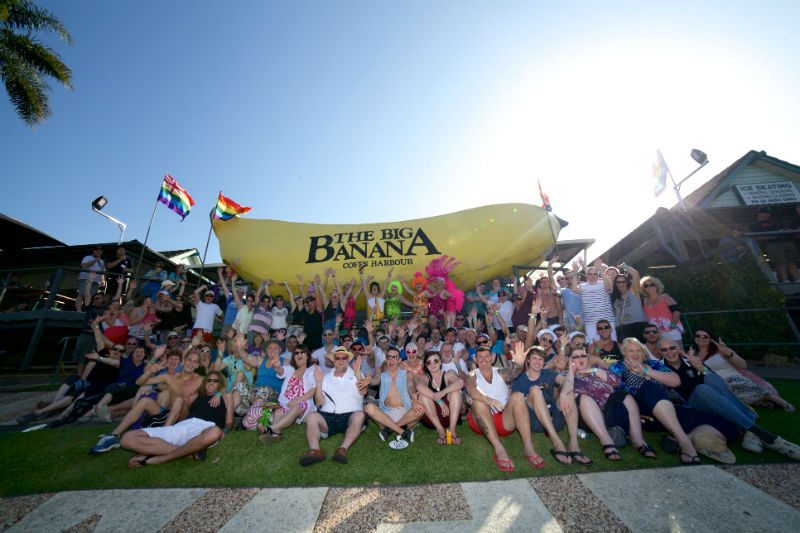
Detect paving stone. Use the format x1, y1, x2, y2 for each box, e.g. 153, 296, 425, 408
0, 493, 54, 532
7, 489, 207, 533
579, 465, 800, 533
376, 479, 563, 533
219, 487, 327, 533
530, 475, 631, 533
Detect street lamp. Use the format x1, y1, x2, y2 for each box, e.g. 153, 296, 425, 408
672, 148, 710, 211
91, 195, 127, 244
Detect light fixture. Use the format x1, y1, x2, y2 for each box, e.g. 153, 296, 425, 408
690, 149, 708, 166
91, 196, 127, 244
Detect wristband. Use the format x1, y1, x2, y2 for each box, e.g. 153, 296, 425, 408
643, 366, 649, 374
214, 392, 222, 398
436, 399, 444, 405
591, 368, 597, 377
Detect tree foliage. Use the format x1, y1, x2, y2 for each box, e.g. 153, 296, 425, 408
0, 0, 72, 126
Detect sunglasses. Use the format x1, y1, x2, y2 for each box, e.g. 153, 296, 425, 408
477, 340, 489, 345
293, 350, 309, 355
658, 346, 679, 352
406, 349, 417, 354
351, 346, 364, 351
643, 283, 656, 288
126, 342, 138, 346
597, 325, 612, 331
333, 356, 349, 361
426, 358, 441, 365
571, 355, 588, 359
200, 348, 211, 353
207, 378, 219, 383
615, 280, 628, 285
386, 355, 401, 359
644, 330, 659, 335
695, 334, 709, 339
111, 347, 123, 352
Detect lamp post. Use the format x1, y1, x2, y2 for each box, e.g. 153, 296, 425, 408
668, 149, 709, 257
91, 196, 127, 244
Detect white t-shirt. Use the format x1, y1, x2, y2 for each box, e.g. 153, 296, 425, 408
79, 255, 105, 280
271, 306, 289, 329
319, 367, 364, 413
194, 302, 222, 331
235, 306, 254, 334
442, 359, 468, 374
492, 300, 514, 328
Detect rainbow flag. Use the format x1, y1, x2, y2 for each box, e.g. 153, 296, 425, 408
653, 150, 670, 197
214, 192, 252, 221
158, 174, 195, 220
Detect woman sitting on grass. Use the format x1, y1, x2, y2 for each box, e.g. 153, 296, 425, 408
416, 351, 464, 445
258, 344, 317, 443
692, 328, 795, 412
558, 347, 657, 461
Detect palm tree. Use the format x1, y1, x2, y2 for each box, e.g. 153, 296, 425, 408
0, 0, 72, 126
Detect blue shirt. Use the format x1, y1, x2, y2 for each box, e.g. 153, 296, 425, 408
511, 369, 558, 404
223, 295, 239, 325
117, 357, 145, 386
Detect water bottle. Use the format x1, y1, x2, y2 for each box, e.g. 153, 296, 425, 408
577, 428, 592, 440
446, 429, 453, 445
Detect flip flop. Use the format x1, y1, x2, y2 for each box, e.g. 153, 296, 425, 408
493, 454, 516, 472
549, 449, 572, 465
570, 451, 593, 466
437, 434, 447, 446
526, 454, 545, 469
128, 455, 154, 469
680, 451, 701, 465
451, 434, 462, 445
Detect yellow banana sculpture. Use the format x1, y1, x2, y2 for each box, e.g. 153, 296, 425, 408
213, 203, 562, 297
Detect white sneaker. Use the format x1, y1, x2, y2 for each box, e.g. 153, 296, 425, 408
96, 405, 112, 423
764, 437, 800, 461
742, 431, 763, 453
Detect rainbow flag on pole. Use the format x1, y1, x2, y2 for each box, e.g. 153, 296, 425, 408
158, 174, 195, 220
653, 150, 670, 197
213, 192, 252, 221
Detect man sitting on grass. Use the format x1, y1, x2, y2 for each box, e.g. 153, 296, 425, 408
122, 370, 233, 467
465, 344, 542, 472
363, 346, 425, 447
89, 350, 203, 454
299, 347, 368, 466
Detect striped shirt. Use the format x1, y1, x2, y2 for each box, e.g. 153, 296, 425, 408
579, 282, 614, 323
248, 305, 273, 336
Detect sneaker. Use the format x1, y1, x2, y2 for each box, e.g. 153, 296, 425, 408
16, 413, 37, 426
332, 447, 349, 464
608, 426, 627, 448
89, 434, 120, 455
742, 431, 764, 453
96, 405, 112, 423
764, 436, 800, 461
378, 427, 392, 442
389, 435, 409, 450
402, 428, 415, 444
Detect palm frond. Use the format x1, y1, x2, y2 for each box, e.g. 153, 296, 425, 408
0, 0, 72, 44
0, 29, 71, 87
1, 52, 49, 125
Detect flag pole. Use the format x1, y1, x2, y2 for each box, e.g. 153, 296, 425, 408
133, 196, 160, 282
198, 193, 219, 281
538, 180, 560, 259
662, 156, 707, 258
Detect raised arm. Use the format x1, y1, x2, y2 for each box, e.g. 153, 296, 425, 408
624, 264, 642, 296
217, 267, 231, 299
229, 272, 243, 308
500, 341, 526, 383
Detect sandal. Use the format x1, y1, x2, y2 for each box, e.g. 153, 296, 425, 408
602, 444, 622, 461
437, 434, 447, 446
492, 454, 516, 472
570, 451, 593, 466
549, 449, 572, 465
451, 434, 462, 445
527, 454, 545, 469
680, 451, 701, 465
638, 443, 658, 459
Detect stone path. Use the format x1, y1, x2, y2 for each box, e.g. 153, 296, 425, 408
2, 465, 799, 533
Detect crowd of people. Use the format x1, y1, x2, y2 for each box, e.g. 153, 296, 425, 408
15, 247, 799, 472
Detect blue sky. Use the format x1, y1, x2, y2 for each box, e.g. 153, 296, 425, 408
3, 1, 800, 265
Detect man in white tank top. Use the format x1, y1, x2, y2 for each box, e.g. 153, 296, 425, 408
465, 345, 544, 472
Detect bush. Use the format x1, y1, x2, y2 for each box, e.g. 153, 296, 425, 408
653, 259, 793, 358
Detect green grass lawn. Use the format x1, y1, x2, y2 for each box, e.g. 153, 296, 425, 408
1, 379, 798, 497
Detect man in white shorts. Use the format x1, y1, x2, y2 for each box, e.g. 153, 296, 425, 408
119, 371, 232, 468
364, 346, 425, 446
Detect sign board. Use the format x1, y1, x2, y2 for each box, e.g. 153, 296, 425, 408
735, 182, 800, 206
